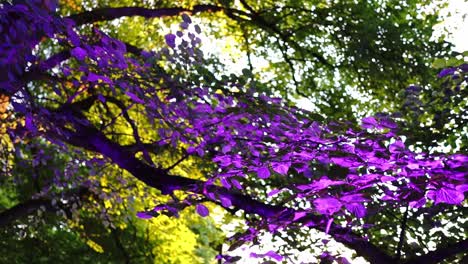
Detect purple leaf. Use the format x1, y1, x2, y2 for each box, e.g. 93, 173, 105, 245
446, 154, 468, 170
297, 177, 345, 192
264, 251, 283, 261
438, 67, 455, 78
222, 144, 231, 153
125, 91, 145, 104
87, 72, 100, 82
25, 115, 37, 133
381, 194, 398, 201
52, 86, 62, 96
272, 162, 290, 175
293, 211, 307, 221
325, 218, 333, 234
180, 22, 189, 29
196, 148, 205, 157
389, 140, 405, 153
136, 212, 153, 219
12, 101, 26, 113
97, 94, 106, 103
459, 63, 468, 72
380, 176, 396, 182
165, 34, 176, 48
379, 118, 398, 129
340, 194, 368, 203
314, 198, 342, 215
331, 156, 360, 167
250, 251, 283, 261
187, 146, 196, 154
71, 47, 87, 61
87, 72, 112, 84
231, 179, 243, 190
267, 189, 282, 197
344, 203, 366, 218
220, 197, 232, 207
213, 155, 231, 167
196, 204, 209, 217
220, 177, 231, 188
456, 185, 468, 193
361, 116, 377, 129
409, 198, 426, 208
67, 27, 80, 46
257, 167, 270, 179
427, 187, 464, 205
182, 13, 192, 24
195, 25, 201, 34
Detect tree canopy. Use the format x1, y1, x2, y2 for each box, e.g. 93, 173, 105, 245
0, 0, 467, 263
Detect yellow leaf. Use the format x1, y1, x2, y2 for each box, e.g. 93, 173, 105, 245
101, 177, 108, 187
104, 200, 112, 209
86, 239, 104, 253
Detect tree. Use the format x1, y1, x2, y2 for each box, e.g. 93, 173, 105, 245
0, 1, 225, 262
56, 0, 464, 151
0, 1, 466, 263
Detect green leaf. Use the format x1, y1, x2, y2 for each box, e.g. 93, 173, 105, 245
432, 58, 446, 69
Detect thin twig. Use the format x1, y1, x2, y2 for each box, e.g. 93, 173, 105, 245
397, 203, 410, 260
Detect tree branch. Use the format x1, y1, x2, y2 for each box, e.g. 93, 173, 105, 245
325, 224, 395, 264
396, 204, 409, 259
0, 187, 89, 228
404, 239, 468, 264
66, 4, 332, 70
67, 5, 225, 26
46, 107, 394, 264
0, 198, 50, 228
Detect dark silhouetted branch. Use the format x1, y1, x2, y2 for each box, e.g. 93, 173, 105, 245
48, 107, 395, 264
67, 5, 225, 25
404, 239, 468, 264
0, 187, 89, 228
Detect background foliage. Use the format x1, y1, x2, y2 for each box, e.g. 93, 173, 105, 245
0, 0, 466, 263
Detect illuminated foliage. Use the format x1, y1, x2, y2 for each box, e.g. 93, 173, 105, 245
0, 1, 466, 263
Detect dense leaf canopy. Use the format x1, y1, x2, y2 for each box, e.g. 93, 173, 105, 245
0, 0, 467, 263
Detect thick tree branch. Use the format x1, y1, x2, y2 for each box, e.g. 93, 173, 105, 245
324, 224, 395, 264
67, 5, 225, 26
0, 187, 89, 228
0, 198, 50, 228
404, 239, 468, 264
47, 107, 394, 264
66, 4, 332, 70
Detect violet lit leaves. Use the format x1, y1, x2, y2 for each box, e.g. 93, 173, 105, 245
1, 1, 467, 263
